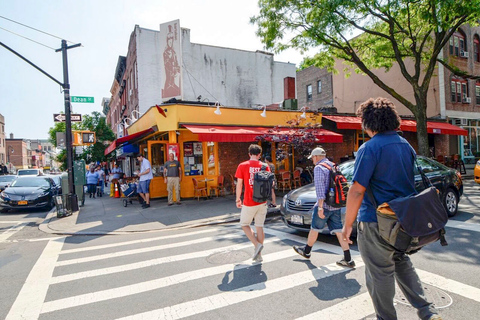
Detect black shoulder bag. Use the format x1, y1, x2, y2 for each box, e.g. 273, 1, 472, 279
371, 159, 448, 254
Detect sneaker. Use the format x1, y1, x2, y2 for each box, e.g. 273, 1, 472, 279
293, 245, 311, 259
268, 203, 277, 208
253, 253, 263, 263
168, 203, 174, 206
427, 315, 443, 320
336, 258, 355, 268
142, 204, 150, 209
176, 202, 182, 205
252, 243, 264, 261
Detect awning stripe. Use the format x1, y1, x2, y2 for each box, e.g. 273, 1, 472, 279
323, 116, 467, 136
182, 125, 343, 143
104, 128, 155, 156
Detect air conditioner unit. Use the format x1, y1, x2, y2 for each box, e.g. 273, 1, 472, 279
460, 51, 469, 58
465, 97, 472, 103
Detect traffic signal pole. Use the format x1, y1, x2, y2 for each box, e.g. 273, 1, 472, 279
56, 40, 81, 211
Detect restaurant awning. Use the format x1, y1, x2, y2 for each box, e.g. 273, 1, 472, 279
104, 128, 155, 156
323, 116, 467, 136
182, 125, 343, 143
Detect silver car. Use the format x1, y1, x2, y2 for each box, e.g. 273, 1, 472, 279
280, 156, 463, 233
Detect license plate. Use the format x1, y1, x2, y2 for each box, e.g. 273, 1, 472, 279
291, 215, 303, 225
17, 200, 28, 205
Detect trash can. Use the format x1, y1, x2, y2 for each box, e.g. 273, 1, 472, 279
54, 194, 73, 218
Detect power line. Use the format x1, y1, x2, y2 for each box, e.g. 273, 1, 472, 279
0, 15, 75, 44
0, 26, 56, 50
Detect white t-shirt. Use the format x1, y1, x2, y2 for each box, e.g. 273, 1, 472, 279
140, 158, 154, 181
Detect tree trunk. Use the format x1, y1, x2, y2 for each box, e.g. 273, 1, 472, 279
413, 94, 430, 156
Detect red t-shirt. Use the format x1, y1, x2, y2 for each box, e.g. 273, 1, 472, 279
235, 159, 271, 206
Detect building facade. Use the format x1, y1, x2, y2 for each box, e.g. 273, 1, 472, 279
0, 114, 5, 165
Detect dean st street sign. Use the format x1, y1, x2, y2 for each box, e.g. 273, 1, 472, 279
71, 96, 94, 103
53, 114, 82, 122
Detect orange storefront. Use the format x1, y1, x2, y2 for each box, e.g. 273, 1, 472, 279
106, 103, 343, 199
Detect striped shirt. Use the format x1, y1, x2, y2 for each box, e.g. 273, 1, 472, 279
313, 158, 336, 211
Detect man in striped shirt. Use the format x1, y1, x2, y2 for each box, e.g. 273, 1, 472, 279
293, 147, 355, 268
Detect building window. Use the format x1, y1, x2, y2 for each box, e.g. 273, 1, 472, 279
306, 84, 312, 102
449, 31, 467, 58
474, 35, 480, 63
476, 83, 480, 105
451, 79, 469, 103
183, 142, 203, 176
317, 80, 322, 93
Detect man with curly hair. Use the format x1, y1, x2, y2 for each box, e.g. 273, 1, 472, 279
342, 98, 441, 320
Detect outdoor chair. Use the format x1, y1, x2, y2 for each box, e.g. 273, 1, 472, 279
192, 178, 208, 201
278, 171, 292, 192
451, 154, 466, 175
292, 169, 302, 189
214, 175, 226, 197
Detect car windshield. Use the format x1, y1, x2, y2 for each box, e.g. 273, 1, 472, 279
0, 176, 15, 182
338, 161, 355, 183
17, 170, 40, 176
11, 177, 50, 188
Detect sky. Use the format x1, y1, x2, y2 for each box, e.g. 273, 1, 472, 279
0, 0, 310, 140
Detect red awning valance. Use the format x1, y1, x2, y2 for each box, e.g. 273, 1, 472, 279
323, 116, 467, 136
182, 125, 343, 143
104, 128, 155, 156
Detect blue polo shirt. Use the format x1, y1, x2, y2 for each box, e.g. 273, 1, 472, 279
353, 131, 416, 222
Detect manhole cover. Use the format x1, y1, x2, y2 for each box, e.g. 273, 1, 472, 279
207, 249, 251, 264
394, 283, 453, 309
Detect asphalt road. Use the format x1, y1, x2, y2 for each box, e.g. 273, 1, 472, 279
0, 180, 479, 319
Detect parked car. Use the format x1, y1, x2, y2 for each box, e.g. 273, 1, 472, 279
475, 159, 480, 184
0, 176, 58, 213
17, 169, 44, 176
0, 175, 16, 191
280, 156, 463, 233
46, 174, 63, 194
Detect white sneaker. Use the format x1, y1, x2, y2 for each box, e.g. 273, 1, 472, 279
252, 243, 264, 261
253, 253, 263, 263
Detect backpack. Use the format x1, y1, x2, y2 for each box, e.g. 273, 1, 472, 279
252, 165, 275, 202
319, 162, 349, 208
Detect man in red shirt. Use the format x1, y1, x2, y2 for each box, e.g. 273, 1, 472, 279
235, 144, 271, 262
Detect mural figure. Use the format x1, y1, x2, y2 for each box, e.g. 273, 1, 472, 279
162, 24, 181, 98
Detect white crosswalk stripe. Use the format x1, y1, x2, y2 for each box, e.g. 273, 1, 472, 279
5, 223, 480, 319
0, 222, 29, 242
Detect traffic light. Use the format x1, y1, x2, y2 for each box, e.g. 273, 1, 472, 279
72, 131, 96, 146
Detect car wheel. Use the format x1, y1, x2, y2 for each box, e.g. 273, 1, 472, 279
443, 187, 458, 217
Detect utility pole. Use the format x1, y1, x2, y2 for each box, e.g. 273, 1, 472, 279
0, 40, 81, 212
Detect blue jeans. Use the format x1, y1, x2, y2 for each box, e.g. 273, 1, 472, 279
138, 180, 151, 194
311, 206, 342, 234
357, 221, 438, 320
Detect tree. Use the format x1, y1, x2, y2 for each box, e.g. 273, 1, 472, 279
252, 0, 480, 155
77, 111, 116, 164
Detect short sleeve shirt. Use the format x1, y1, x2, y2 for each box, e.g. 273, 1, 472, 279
235, 160, 271, 206
86, 171, 99, 185
111, 167, 122, 179
352, 131, 417, 222
165, 160, 181, 177
140, 158, 153, 181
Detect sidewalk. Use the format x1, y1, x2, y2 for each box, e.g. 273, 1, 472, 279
39, 192, 280, 235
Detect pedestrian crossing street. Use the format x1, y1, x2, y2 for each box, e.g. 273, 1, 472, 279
4, 223, 480, 320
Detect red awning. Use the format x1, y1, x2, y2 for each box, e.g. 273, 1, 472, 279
323, 116, 467, 136
104, 128, 155, 155
182, 125, 343, 143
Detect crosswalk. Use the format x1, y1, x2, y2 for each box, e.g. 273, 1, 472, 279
4, 222, 480, 320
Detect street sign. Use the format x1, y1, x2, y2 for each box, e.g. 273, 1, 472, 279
54, 113, 82, 122
71, 96, 94, 103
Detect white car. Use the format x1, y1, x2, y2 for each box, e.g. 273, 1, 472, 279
16, 169, 44, 176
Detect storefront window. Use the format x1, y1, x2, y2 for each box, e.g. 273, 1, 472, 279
150, 143, 165, 177
183, 141, 203, 176
206, 142, 216, 176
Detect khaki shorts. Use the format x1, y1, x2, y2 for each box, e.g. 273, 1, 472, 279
239, 203, 267, 227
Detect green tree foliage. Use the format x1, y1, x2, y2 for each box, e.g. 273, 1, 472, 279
47, 111, 115, 169
77, 111, 116, 164
252, 0, 480, 155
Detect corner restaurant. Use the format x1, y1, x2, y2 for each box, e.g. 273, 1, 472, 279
105, 103, 343, 199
